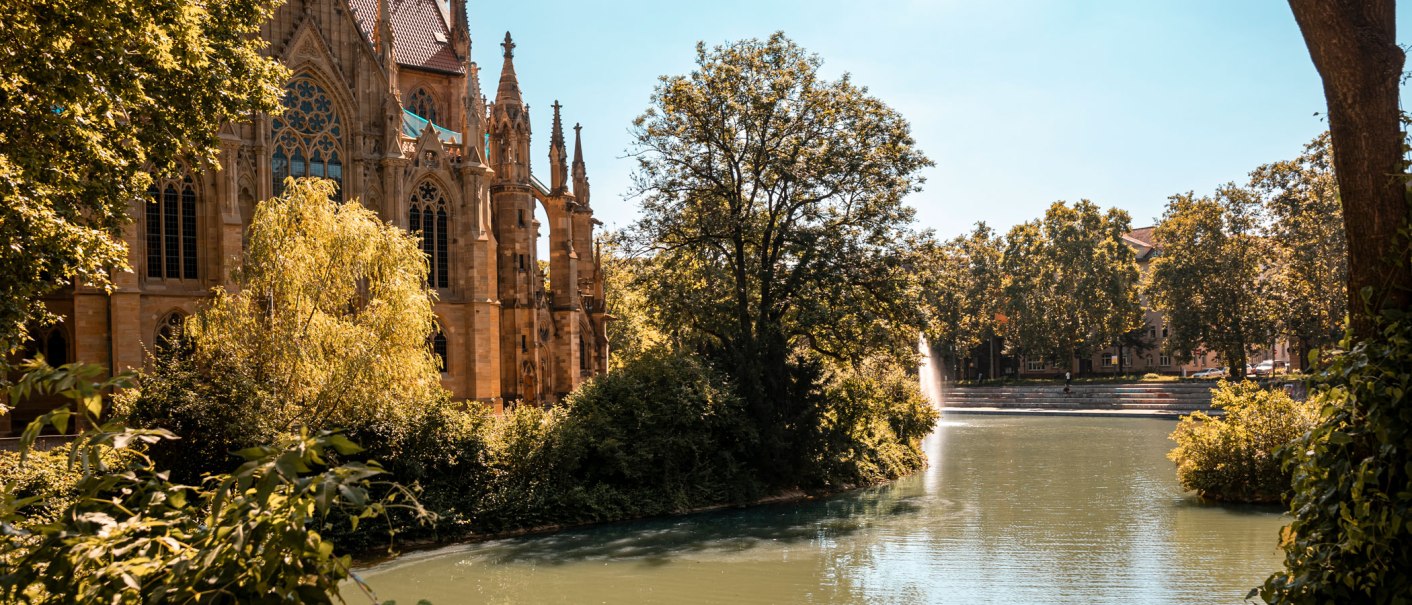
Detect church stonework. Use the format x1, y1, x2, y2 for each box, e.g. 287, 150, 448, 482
46, 0, 609, 410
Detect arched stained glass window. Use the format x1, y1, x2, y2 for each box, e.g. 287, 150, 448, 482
409, 181, 450, 288
407, 88, 439, 125
145, 174, 200, 281
272, 74, 343, 200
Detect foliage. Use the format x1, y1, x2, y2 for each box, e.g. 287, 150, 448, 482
122, 178, 445, 457
805, 360, 939, 488
0, 360, 419, 604
628, 32, 932, 481
557, 349, 759, 509
1167, 380, 1318, 503
598, 233, 668, 368
1249, 133, 1347, 369
470, 351, 758, 530
0, 0, 287, 353
1000, 200, 1145, 367
922, 224, 1003, 370
1145, 187, 1276, 379
1256, 308, 1412, 603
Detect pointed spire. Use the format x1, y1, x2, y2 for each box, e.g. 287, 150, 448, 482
375, 0, 397, 69
572, 123, 590, 207
450, 0, 469, 56
462, 33, 485, 164
549, 101, 568, 192
496, 32, 522, 106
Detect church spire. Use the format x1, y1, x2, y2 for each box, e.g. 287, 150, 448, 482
375, 0, 396, 70
496, 32, 523, 107
449, 0, 469, 57
549, 101, 569, 192
572, 123, 590, 207
462, 38, 485, 164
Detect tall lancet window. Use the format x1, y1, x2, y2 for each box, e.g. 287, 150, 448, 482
272, 74, 343, 200
409, 181, 450, 288
407, 88, 439, 125
145, 174, 200, 281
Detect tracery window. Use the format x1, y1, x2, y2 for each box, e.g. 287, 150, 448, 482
155, 311, 189, 355
407, 88, 439, 124
145, 175, 199, 281
17, 325, 70, 365
272, 74, 343, 200
409, 181, 450, 288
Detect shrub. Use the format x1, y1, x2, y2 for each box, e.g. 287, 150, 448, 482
1167, 380, 1318, 503
1257, 312, 1412, 603
1, 361, 421, 604
805, 361, 939, 488
556, 349, 760, 513
1143, 372, 1162, 380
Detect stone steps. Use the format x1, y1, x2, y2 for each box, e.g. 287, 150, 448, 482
939, 383, 1215, 414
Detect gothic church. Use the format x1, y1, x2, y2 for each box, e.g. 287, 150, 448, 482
39, 0, 608, 411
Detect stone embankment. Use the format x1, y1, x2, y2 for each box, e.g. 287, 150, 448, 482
940, 382, 1216, 418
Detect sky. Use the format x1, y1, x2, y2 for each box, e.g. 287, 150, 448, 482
465, 1, 1412, 238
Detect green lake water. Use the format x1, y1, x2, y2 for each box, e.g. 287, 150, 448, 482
349, 415, 1287, 604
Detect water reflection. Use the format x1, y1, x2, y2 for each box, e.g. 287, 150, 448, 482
353, 416, 1286, 605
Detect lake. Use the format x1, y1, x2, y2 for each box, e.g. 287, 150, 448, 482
350, 414, 1287, 604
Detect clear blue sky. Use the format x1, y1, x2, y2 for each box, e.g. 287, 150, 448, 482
466, 1, 1412, 238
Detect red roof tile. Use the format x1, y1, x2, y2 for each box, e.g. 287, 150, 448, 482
348, 0, 463, 74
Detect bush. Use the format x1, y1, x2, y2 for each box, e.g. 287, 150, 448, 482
805, 361, 938, 488
1, 361, 420, 604
1257, 312, 1412, 603
1167, 380, 1318, 503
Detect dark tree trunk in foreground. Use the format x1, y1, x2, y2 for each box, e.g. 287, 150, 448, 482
1288, 0, 1410, 337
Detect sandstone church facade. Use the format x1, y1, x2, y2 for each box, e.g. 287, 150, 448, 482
37, 0, 608, 410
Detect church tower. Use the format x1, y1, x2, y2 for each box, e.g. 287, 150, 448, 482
544, 102, 582, 398
488, 32, 544, 403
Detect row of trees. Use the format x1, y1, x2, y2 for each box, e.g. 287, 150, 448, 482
926, 134, 1346, 379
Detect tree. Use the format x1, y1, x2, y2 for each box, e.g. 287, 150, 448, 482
922, 224, 1003, 380
628, 33, 932, 479
1145, 187, 1275, 379
1254, 3, 1412, 602
1286, 0, 1408, 338
1249, 133, 1347, 370
597, 233, 667, 368
0, 0, 288, 354
123, 178, 444, 465
1000, 200, 1144, 372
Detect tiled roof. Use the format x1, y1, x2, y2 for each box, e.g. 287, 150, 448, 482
348, 0, 463, 74
1126, 226, 1156, 246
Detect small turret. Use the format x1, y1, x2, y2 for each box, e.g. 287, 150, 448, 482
449, 0, 469, 58
572, 123, 590, 207
462, 38, 485, 164
496, 32, 522, 107
489, 32, 530, 184
549, 101, 569, 193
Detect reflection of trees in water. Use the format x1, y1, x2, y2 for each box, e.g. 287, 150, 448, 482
477, 486, 928, 568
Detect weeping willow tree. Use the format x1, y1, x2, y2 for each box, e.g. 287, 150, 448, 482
121, 178, 445, 475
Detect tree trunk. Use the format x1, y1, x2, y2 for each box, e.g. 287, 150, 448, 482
1288, 0, 1411, 338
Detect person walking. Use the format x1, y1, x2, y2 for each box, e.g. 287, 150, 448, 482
1064, 370, 1072, 394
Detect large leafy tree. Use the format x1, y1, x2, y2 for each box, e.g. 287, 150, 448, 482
923, 223, 1003, 379
1000, 200, 1144, 370
1249, 133, 1347, 370
0, 0, 288, 353
1145, 187, 1275, 379
627, 33, 932, 478
1255, 2, 1412, 602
